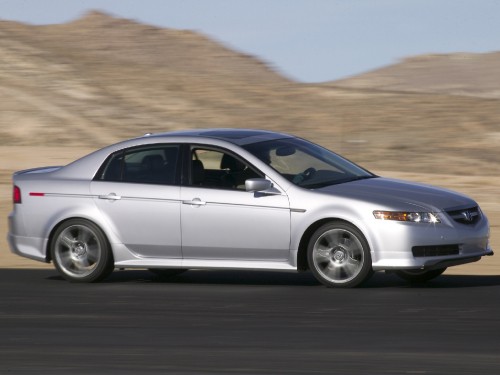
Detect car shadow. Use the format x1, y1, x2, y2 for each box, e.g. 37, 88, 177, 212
365, 272, 500, 288
107, 269, 321, 286
77, 269, 500, 289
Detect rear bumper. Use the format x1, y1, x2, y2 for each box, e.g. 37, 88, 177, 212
7, 232, 48, 263
7, 212, 48, 263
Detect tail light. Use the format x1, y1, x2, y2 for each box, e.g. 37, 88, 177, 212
13, 185, 21, 204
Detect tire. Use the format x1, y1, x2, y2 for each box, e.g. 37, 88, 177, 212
149, 269, 187, 278
50, 219, 114, 283
394, 268, 446, 283
307, 222, 373, 288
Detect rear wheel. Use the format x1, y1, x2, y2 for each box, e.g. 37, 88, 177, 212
308, 222, 373, 288
50, 219, 114, 283
394, 268, 446, 283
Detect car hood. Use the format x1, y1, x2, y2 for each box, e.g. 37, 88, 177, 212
316, 177, 476, 211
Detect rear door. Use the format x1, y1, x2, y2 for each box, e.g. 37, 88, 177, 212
91, 144, 182, 258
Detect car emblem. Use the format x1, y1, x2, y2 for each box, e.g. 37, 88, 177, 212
461, 211, 473, 222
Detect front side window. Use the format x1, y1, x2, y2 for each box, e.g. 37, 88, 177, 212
190, 147, 263, 190
96, 144, 180, 185
243, 138, 375, 189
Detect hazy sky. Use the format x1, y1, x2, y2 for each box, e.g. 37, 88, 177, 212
1, 0, 499, 82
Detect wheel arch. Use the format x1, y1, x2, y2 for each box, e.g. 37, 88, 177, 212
45, 216, 114, 264
297, 218, 364, 271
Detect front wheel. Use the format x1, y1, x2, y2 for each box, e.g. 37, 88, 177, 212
50, 219, 114, 283
308, 222, 373, 288
394, 268, 446, 283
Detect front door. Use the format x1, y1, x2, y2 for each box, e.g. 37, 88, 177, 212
180, 146, 291, 261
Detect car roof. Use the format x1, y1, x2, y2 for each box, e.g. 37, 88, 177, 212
144, 128, 294, 146
56, 129, 295, 180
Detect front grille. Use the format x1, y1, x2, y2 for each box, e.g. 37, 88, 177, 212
412, 244, 460, 257
446, 206, 480, 225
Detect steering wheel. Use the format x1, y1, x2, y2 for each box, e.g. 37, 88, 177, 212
293, 167, 316, 184
302, 167, 316, 179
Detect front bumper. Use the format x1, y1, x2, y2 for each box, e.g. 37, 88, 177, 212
373, 249, 494, 271
369, 213, 492, 271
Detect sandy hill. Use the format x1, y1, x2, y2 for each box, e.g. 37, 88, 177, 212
331, 52, 500, 99
0, 11, 499, 177
19, 10, 286, 83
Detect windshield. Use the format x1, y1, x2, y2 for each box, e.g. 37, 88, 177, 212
243, 137, 376, 189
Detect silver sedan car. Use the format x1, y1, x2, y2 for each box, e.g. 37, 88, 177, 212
8, 129, 493, 287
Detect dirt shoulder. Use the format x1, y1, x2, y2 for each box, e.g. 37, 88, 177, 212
1, 146, 498, 275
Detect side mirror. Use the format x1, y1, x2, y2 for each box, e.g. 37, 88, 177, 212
245, 178, 281, 195
245, 178, 280, 195
245, 178, 271, 192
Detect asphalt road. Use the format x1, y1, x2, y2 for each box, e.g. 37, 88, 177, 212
1, 269, 500, 375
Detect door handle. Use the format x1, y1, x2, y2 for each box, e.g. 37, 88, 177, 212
98, 193, 122, 201
182, 198, 206, 206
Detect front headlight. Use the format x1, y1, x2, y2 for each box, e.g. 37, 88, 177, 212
373, 210, 441, 223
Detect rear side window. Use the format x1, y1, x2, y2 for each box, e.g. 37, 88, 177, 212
96, 144, 180, 185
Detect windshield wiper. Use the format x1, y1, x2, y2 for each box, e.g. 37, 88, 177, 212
347, 175, 378, 183
302, 175, 377, 189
